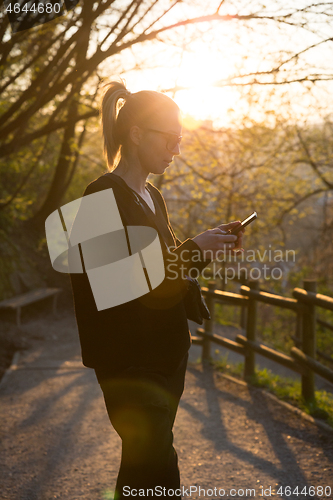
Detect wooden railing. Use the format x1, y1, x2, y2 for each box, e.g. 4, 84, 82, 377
193, 279, 333, 403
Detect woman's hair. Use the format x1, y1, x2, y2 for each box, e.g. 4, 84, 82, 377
100, 80, 179, 170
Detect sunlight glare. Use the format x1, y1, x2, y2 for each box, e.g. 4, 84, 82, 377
170, 46, 240, 126
176, 46, 233, 89
175, 86, 240, 128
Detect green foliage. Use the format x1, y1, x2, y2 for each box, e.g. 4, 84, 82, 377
214, 302, 241, 328
256, 303, 296, 354
288, 266, 314, 289
164, 118, 333, 294
63, 124, 105, 203
0, 132, 60, 220
251, 368, 333, 426
0, 228, 20, 300
317, 310, 333, 365
213, 353, 244, 378
101, 489, 115, 500
214, 358, 333, 427
251, 368, 301, 401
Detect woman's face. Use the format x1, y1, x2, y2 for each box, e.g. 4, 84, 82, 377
137, 108, 182, 175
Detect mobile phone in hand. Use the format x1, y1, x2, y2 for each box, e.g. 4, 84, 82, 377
227, 211, 257, 235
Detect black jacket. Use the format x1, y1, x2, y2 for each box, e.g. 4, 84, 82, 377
70, 172, 210, 377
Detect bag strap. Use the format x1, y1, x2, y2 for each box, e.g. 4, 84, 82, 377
102, 173, 174, 250
132, 189, 172, 251
144, 183, 181, 247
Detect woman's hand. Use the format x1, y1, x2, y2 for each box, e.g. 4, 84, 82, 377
192, 221, 245, 261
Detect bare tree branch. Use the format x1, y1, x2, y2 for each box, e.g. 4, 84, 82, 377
296, 127, 333, 190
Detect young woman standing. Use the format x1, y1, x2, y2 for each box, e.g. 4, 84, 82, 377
70, 81, 244, 499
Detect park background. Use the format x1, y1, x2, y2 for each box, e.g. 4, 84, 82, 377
0, 0, 333, 386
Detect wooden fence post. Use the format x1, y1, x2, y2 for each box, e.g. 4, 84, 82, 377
202, 281, 216, 361
239, 269, 247, 330
301, 279, 317, 403
295, 310, 302, 347
244, 280, 259, 380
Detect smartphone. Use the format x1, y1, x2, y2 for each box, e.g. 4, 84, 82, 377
227, 211, 257, 235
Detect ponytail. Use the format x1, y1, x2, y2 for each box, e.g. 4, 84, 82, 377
100, 81, 131, 170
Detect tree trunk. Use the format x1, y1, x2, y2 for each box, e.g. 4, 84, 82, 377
27, 5, 92, 231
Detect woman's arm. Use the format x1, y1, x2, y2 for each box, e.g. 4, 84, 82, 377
149, 183, 244, 277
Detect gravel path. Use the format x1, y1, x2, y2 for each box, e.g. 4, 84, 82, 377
1, 311, 333, 500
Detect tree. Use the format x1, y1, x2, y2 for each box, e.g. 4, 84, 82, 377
0, 0, 332, 228
157, 115, 333, 284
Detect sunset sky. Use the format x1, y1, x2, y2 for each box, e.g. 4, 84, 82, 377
98, 1, 333, 128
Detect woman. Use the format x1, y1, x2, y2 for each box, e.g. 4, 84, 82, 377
70, 81, 243, 499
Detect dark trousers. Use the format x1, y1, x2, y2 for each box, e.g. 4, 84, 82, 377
95, 354, 188, 500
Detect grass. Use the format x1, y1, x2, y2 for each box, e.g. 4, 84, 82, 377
213, 354, 333, 428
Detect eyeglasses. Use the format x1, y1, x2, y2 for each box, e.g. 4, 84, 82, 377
144, 128, 182, 151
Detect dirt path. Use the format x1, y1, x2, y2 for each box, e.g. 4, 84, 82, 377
1, 311, 333, 500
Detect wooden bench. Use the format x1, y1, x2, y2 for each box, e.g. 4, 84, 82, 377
0, 288, 62, 327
